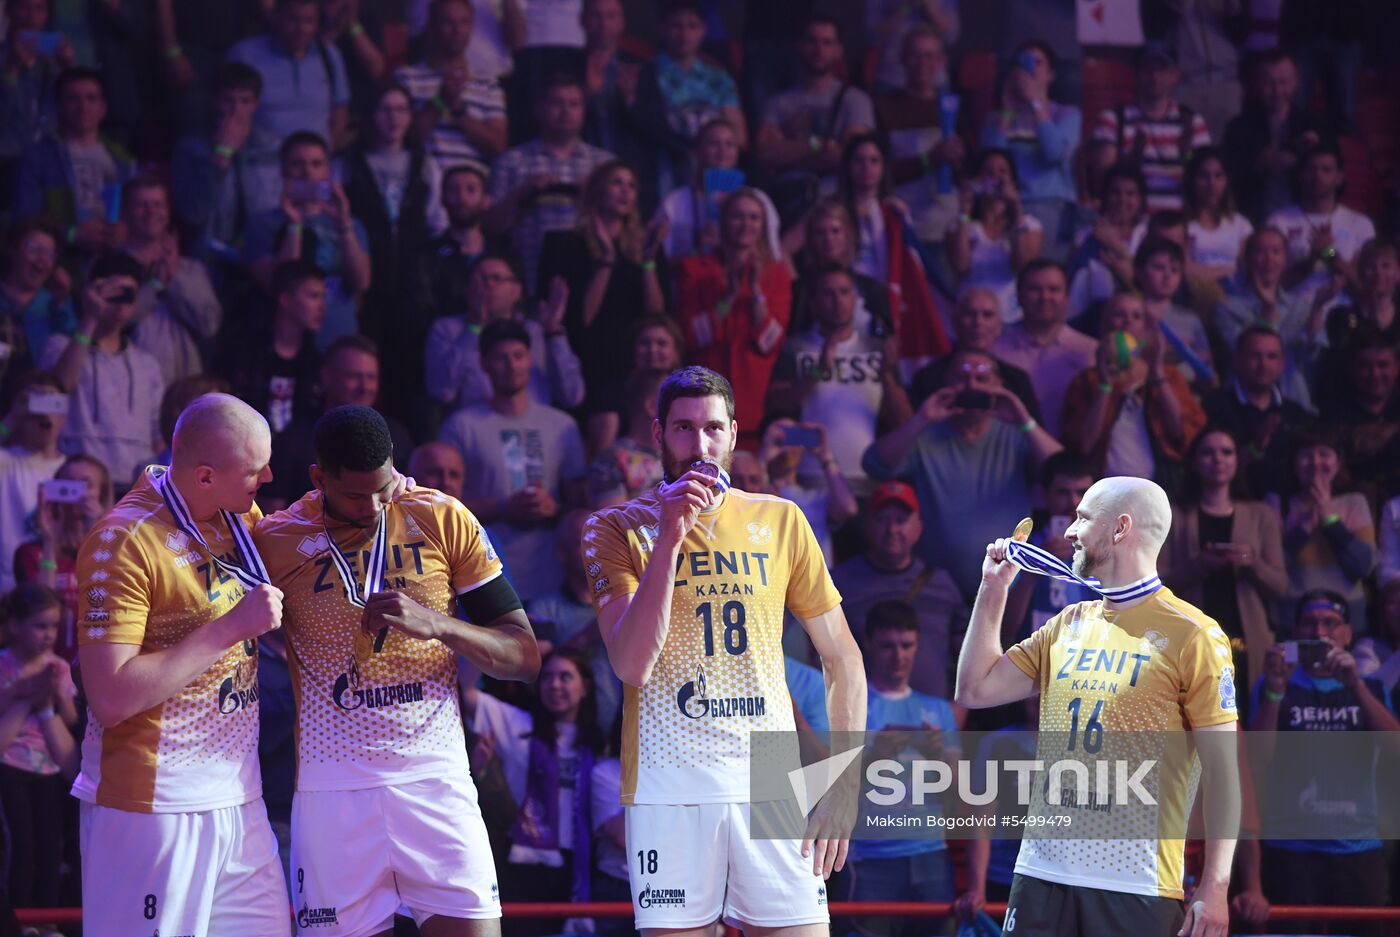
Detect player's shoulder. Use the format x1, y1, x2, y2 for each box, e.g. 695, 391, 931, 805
88, 476, 170, 551
394, 486, 478, 533
1041, 599, 1102, 636
254, 490, 323, 539
586, 490, 662, 532
726, 487, 805, 520
1143, 587, 1226, 647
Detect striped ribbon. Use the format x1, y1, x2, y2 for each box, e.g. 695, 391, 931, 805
691, 459, 731, 494
150, 466, 270, 591
322, 504, 389, 609
1004, 537, 1161, 603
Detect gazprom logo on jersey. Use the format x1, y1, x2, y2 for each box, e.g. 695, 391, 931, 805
217, 661, 258, 715
331, 656, 425, 711
676, 665, 766, 720
297, 904, 339, 928
638, 884, 686, 908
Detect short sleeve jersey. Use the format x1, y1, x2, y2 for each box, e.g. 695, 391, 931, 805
253, 488, 502, 791
1005, 587, 1238, 899
71, 468, 265, 813
585, 488, 841, 805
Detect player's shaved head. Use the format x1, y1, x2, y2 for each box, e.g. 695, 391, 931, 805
1086, 476, 1172, 553
171, 393, 270, 469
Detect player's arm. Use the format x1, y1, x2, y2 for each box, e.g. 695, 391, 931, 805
1183, 721, 1239, 937
954, 537, 1037, 709
81, 584, 283, 727
798, 605, 866, 734
597, 472, 715, 687
362, 580, 540, 683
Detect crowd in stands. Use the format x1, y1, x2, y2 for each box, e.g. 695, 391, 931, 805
0, 0, 1398, 932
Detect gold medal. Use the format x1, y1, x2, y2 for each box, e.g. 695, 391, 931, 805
1012, 517, 1033, 542
353, 626, 373, 662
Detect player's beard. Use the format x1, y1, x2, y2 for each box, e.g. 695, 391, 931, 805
1071, 540, 1102, 580
660, 438, 734, 485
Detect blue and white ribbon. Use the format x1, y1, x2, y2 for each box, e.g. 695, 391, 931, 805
151, 465, 270, 591
322, 504, 389, 609
690, 459, 731, 494
1005, 537, 1161, 603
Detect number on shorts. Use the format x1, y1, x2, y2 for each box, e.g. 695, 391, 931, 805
1003, 906, 1016, 931
297, 867, 305, 894
637, 849, 658, 875
143, 894, 158, 920
696, 601, 748, 656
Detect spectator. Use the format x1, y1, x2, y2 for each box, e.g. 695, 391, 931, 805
319, 0, 388, 111
765, 262, 902, 487
11, 67, 132, 258
121, 176, 222, 386
657, 117, 781, 260
1134, 237, 1217, 389
425, 250, 584, 413
790, 200, 894, 339
402, 0, 524, 83
1322, 239, 1400, 382
1144, 209, 1228, 324
0, 372, 66, 592
1251, 591, 1397, 932
1161, 426, 1288, 702
1203, 326, 1309, 498
830, 481, 965, 697
1281, 2, 1363, 135
872, 25, 965, 245
0, 0, 73, 172
653, 0, 746, 194
579, 0, 667, 217
863, 347, 1063, 600
838, 133, 951, 379
265, 334, 415, 507
1324, 343, 1400, 496
1090, 42, 1211, 213
153, 375, 231, 466
1267, 144, 1375, 309
339, 83, 447, 352
907, 286, 1041, 421
0, 583, 79, 910
463, 649, 605, 925
589, 715, 629, 934
222, 259, 324, 437
866, 0, 958, 94
1215, 227, 1328, 412
1061, 291, 1206, 489
507, 0, 587, 145
245, 131, 372, 348
947, 148, 1042, 322
486, 73, 613, 292
151, 0, 267, 136
538, 160, 666, 447
13, 453, 112, 661
586, 367, 665, 506
1223, 50, 1329, 223
227, 0, 349, 148
674, 188, 793, 437
39, 253, 161, 489
415, 164, 499, 322
395, 0, 508, 173
581, 314, 685, 455
1268, 430, 1376, 633
1185, 146, 1254, 284
1354, 579, 1400, 692
756, 16, 875, 225
1160, 0, 1243, 141
991, 259, 1096, 439
407, 440, 466, 501
1000, 452, 1097, 643
170, 63, 283, 281
1066, 164, 1148, 327
756, 417, 857, 564
978, 41, 1080, 258
0, 217, 73, 399
845, 599, 960, 931
728, 449, 768, 495
440, 319, 587, 603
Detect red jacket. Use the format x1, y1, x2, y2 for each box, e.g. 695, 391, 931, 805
879, 202, 951, 378
675, 253, 792, 432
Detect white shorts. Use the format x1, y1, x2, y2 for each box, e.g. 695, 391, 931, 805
625, 802, 831, 930
79, 797, 291, 937
291, 774, 499, 936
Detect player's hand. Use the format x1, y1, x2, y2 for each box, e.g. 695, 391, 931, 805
387, 468, 415, 502
224, 584, 284, 642
953, 888, 985, 922
1178, 882, 1229, 937
1230, 887, 1270, 928
363, 590, 439, 642
656, 470, 717, 547
801, 762, 858, 879
981, 537, 1019, 589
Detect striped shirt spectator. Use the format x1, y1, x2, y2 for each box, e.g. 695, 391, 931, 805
1093, 102, 1211, 213
394, 63, 508, 172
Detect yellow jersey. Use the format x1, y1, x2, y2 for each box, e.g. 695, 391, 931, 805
253, 488, 502, 791
585, 488, 842, 805
1006, 586, 1238, 899
72, 469, 264, 813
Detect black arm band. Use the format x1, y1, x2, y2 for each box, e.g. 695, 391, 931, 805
456, 575, 524, 624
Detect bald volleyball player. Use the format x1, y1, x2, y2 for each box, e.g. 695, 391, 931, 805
73, 393, 292, 936
955, 477, 1238, 937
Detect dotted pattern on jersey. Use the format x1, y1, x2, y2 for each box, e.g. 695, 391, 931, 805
73, 472, 262, 812
255, 489, 497, 790
1009, 590, 1236, 898
584, 490, 841, 803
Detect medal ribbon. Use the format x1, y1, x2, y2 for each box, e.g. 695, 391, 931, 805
151, 466, 270, 591
1004, 538, 1161, 603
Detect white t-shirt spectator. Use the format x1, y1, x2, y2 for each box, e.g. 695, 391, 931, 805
590, 757, 629, 883
520, 0, 584, 48
964, 214, 1043, 322
773, 328, 885, 486
1187, 214, 1254, 279
1265, 203, 1376, 308
0, 446, 64, 591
